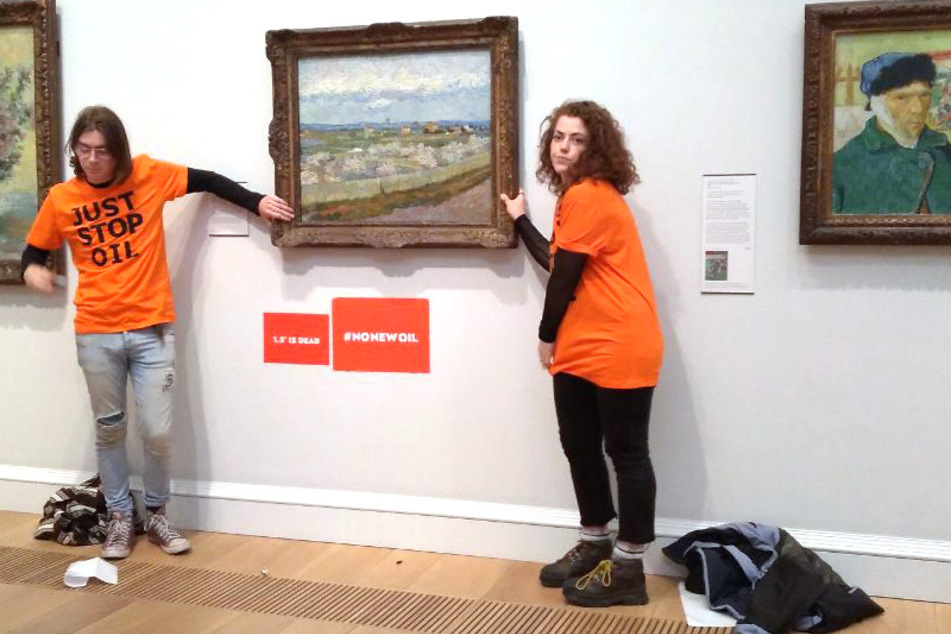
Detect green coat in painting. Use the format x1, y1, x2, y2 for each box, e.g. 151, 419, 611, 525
832, 117, 951, 214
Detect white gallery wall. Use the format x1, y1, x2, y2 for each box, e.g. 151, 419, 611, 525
2, 0, 950, 602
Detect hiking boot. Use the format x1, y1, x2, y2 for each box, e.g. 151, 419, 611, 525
539, 538, 613, 588
101, 511, 135, 559
563, 558, 649, 607
145, 507, 191, 555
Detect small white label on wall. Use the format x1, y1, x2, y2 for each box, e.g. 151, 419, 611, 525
208, 183, 252, 237
208, 207, 251, 237
701, 173, 756, 294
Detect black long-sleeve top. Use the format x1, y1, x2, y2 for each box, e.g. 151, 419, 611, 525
513, 215, 588, 343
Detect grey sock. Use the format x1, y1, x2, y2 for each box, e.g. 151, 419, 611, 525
612, 544, 646, 561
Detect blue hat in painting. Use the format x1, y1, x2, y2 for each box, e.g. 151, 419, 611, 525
860, 52, 936, 97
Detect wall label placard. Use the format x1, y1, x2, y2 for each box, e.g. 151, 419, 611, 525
332, 298, 430, 374
701, 173, 756, 294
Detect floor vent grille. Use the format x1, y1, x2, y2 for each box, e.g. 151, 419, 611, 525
0, 546, 730, 634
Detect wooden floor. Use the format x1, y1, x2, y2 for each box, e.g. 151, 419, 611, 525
0, 510, 947, 633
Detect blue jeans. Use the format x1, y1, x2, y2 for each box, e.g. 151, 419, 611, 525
76, 324, 176, 514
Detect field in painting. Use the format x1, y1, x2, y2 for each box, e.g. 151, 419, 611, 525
299, 121, 491, 225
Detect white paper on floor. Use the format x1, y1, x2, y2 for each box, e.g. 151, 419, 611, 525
63, 557, 118, 588
678, 582, 738, 627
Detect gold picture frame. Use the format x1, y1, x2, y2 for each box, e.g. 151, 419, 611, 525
266, 17, 519, 248
801, 0, 951, 244
0, 0, 59, 282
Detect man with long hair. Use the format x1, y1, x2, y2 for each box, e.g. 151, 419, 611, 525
21, 105, 293, 559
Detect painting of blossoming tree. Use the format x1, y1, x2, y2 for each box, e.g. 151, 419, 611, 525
0, 25, 37, 267
266, 17, 518, 248
298, 50, 492, 226
0, 0, 57, 283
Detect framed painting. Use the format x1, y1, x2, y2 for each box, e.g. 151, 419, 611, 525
801, 0, 951, 244
266, 17, 518, 248
0, 0, 58, 282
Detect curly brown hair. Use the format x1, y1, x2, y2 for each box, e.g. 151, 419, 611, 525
536, 100, 639, 195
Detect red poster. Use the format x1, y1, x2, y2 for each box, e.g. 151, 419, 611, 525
263, 313, 330, 365
332, 298, 430, 373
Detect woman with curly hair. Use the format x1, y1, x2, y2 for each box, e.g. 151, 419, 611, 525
501, 100, 663, 608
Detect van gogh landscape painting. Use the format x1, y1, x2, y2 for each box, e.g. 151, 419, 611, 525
266, 17, 518, 248
296, 50, 492, 226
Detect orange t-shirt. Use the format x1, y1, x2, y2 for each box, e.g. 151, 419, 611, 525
547, 179, 663, 389
26, 155, 188, 334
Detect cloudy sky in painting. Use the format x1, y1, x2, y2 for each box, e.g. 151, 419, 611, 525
298, 50, 490, 125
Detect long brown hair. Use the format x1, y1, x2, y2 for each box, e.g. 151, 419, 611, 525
66, 105, 133, 184
536, 100, 639, 195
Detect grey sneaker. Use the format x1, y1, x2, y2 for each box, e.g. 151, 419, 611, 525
101, 511, 135, 559
539, 538, 613, 587
145, 507, 191, 555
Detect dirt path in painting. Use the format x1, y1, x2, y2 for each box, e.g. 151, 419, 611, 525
355, 179, 492, 225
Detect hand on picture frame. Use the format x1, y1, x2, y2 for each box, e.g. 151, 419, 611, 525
500, 189, 526, 220
257, 195, 295, 222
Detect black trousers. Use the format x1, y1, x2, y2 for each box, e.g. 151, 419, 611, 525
553, 372, 656, 544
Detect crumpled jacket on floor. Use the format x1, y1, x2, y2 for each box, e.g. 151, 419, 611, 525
663, 522, 883, 634
34, 475, 143, 545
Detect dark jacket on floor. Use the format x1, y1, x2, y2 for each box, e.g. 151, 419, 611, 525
663, 522, 883, 634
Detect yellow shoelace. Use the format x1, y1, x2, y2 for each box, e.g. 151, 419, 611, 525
575, 559, 613, 590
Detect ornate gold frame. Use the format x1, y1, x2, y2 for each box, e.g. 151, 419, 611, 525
801, 0, 951, 244
266, 17, 519, 248
0, 0, 58, 282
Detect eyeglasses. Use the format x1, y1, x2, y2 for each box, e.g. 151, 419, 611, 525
75, 144, 112, 159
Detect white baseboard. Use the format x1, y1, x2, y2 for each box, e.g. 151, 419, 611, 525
1, 463, 948, 603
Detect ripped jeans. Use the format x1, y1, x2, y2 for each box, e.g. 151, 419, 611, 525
76, 324, 176, 514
